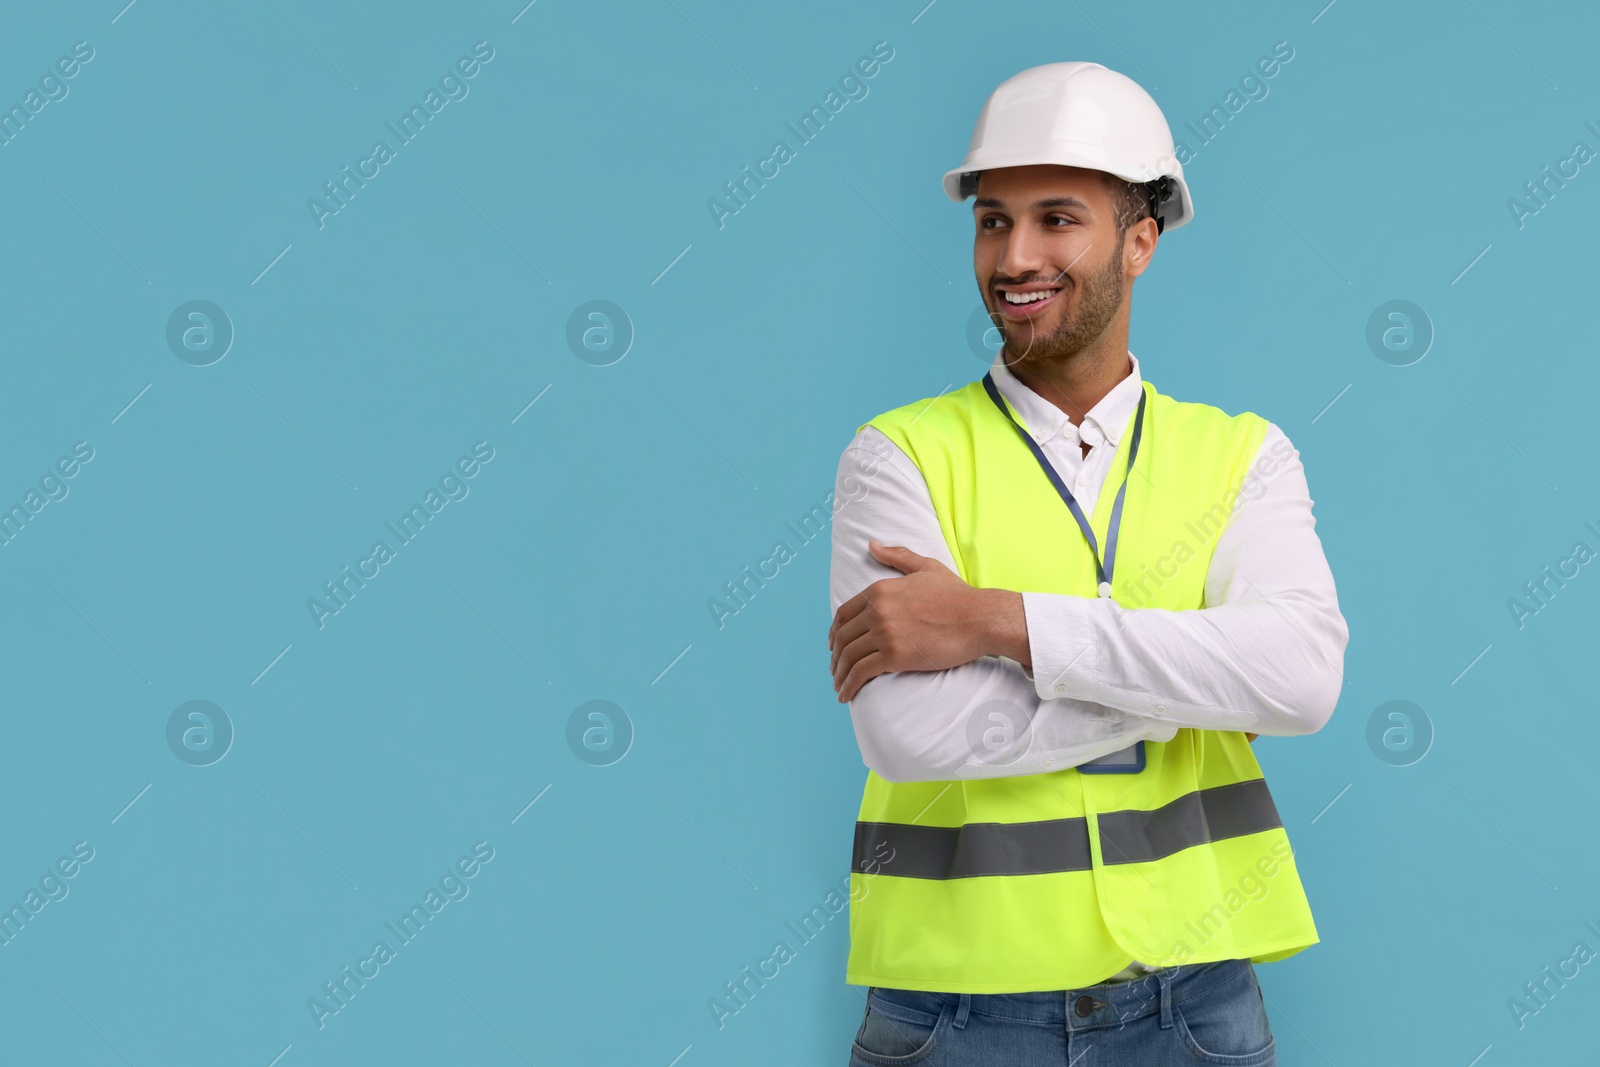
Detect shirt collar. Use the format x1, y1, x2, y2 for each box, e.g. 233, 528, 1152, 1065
988, 350, 1145, 449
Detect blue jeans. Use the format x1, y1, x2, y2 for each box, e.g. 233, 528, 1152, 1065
847, 958, 1276, 1066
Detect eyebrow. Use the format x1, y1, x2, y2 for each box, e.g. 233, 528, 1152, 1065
973, 196, 1093, 212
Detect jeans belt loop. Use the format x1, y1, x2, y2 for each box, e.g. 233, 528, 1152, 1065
1158, 970, 1174, 1029
953, 993, 971, 1029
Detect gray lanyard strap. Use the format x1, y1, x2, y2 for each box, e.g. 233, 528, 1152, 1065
981, 372, 1147, 599
979, 372, 1151, 774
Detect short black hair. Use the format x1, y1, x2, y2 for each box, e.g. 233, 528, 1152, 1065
1101, 174, 1165, 237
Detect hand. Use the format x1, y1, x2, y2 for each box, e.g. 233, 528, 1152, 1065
829, 539, 989, 703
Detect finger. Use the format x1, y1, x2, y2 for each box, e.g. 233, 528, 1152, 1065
838, 649, 891, 703
833, 589, 870, 635
870, 539, 939, 575
832, 587, 884, 669
829, 599, 854, 638
869, 539, 912, 571
829, 601, 859, 671
831, 608, 877, 679
833, 625, 883, 692
833, 629, 860, 691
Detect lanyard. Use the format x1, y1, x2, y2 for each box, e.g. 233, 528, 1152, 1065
981, 372, 1147, 600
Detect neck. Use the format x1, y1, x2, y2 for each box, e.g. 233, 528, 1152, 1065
1005, 344, 1133, 427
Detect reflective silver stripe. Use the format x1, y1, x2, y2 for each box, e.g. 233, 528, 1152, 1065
852, 779, 1282, 881
1099, 779, 1283, 865
855, 817, 1094, 879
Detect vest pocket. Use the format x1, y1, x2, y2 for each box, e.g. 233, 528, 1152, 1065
850, 988, 948, 1065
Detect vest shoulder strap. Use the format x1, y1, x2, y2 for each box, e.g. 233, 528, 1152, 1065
862, 377, 1269, 476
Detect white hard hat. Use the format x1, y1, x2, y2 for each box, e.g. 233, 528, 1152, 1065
942, 61, 1193, 233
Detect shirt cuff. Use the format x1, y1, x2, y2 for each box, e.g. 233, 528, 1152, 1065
1020, 590, 1099, 702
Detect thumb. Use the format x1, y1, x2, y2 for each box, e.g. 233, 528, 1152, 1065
869, 538, 932, 572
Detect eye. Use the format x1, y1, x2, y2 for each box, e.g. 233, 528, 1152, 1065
978, 215, 1008, 231
1046, 214, 1077, 227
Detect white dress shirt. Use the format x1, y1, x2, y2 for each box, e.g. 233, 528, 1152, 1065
830, 350, 1348, 983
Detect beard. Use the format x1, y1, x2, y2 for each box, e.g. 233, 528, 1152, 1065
991, 234, 1125, 370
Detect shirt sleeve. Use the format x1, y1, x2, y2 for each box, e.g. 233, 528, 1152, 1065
1020, 423, 1348, 735
829, 426, 1179, 784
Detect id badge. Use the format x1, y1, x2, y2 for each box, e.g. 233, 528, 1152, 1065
1078, 740, 1146, 774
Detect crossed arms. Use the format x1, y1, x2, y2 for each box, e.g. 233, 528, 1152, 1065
826, 424, 1349, 783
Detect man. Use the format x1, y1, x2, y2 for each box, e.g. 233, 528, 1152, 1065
826, 62, 1348, 1065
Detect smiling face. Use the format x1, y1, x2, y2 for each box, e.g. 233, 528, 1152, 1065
973, 164, 1156, 370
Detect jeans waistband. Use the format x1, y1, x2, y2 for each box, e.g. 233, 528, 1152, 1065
868, 957, 1254, 1034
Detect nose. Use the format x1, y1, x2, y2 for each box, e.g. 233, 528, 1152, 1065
995, 225, 1048, 284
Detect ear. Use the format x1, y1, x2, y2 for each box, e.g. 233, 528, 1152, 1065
1125, 215, 1158, 279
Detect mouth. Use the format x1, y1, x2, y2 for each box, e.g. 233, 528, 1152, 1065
994, 285, 1064, 320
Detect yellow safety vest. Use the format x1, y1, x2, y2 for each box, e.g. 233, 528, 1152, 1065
846, 375, 1319, 994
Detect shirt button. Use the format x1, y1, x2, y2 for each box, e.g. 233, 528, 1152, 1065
1055, 684, 1067, 694
1044, 759, 1054, 767
1155, 704, 1166, 713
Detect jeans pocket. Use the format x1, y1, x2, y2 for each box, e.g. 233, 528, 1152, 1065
850, 987, 948, 1066
1172, 967, 1276, 1065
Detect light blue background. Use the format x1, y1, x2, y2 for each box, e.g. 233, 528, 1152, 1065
0, 0, 1595, 1063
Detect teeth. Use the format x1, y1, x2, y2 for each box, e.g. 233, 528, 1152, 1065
1002, 289, 1059, 304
